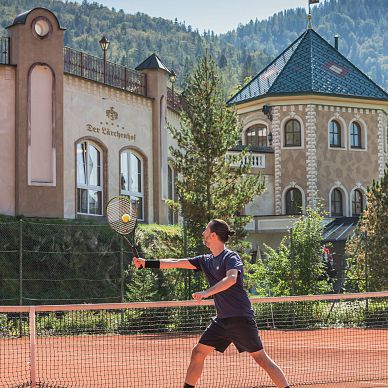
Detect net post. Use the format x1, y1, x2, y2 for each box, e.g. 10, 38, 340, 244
19, 219, 23, 306
29, 306, 37, 388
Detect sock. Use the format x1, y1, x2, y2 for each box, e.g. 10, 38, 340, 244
183, 384, 195, 388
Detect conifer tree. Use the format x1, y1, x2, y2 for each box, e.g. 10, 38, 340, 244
169, 52, 264, 253
346, 164, 388, 291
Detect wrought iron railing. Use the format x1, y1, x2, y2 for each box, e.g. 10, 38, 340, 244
0, 37, 10, 64
167, 86, 184, 111
63, 47, 146, 96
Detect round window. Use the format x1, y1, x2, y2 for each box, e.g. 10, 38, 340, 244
32, 17, 52, 39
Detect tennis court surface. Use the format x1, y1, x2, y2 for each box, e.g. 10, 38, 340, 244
1, 292, 388, 388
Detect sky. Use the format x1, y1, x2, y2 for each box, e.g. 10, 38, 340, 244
75, 0, 312, 34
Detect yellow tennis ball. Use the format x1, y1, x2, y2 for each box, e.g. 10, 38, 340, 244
121, 214, 131, 223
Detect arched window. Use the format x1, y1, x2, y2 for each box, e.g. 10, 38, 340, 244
284, 119, 301, 147
352, 189, 364, 216
350, 122, 362, 149
120, 150, 144, 220
285, 188, 302, 215
331, 189, 343, 216
329, 120, 341, 147
245, 125, 267, 147
168, 164, 177, 224
76, 141, 103, 215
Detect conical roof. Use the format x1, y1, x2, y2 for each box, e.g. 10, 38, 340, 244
228, 29, 388, 105
135, 53, 171, 74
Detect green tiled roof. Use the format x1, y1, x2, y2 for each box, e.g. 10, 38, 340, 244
228, 29, 388, 105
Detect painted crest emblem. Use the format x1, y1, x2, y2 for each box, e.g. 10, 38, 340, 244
106, 107, 118, 121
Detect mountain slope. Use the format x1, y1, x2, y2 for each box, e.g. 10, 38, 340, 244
0, 0, 386, 93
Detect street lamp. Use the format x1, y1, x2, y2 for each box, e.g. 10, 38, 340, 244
169, 69, 177, 93
99, 36, 110, 83
169, 69, 177, 108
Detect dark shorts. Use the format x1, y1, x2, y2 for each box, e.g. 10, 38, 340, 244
199, 316, 263, 353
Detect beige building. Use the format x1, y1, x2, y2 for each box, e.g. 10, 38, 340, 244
0, 7, 180, 225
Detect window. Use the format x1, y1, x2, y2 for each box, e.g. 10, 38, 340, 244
168, 164, 177, 224
331, 189, 343, 216
329, 120, 341, 147
352, 189, 364, 216
120, 150, 144, 220
246, 125, 267, 147
285, 188, 302, 215
76, 141, 103, 215
350, 122, 362, 149
284, 119, 301, 147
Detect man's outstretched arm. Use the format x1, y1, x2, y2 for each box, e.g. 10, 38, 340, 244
133, 257, 197, 270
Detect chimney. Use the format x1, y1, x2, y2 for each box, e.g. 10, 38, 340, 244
334, 34, 339, 50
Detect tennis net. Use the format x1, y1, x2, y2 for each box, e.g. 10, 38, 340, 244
1, 291, 388, 388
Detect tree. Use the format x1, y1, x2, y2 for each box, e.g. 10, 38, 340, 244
169, 52, 264, 253
247, 207, 332, 296
346, 165, 388, 292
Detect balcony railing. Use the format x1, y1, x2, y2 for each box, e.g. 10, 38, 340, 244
226, 151, 266, 168
167, 86, 185, 111
0, 37, 10, 64
64, 47, 146, 96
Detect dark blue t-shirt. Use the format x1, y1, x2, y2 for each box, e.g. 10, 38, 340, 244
188, 249, 254, 319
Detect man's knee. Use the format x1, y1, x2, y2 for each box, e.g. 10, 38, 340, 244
250, 349, 272, 367
190, 343, 213, 361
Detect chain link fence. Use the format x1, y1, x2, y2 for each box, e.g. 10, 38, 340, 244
0, 220, 132, 305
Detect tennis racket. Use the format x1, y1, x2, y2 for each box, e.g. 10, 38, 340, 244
106, 196, 140, 260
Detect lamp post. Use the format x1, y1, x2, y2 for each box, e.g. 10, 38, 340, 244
99, 36, 110, 83
169, 69, 177, 107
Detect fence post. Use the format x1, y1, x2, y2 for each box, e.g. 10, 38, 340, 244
364, 232, 368, 292
290, 228, 295, 295
120, 236, 124, 303
29, 307, 37, 388
19, 220, 23, 306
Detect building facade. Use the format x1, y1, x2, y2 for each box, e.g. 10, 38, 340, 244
228, 27, 388, 255
0, 7, 180, 224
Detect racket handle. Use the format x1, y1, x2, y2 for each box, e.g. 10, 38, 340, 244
131, 246, 144, 270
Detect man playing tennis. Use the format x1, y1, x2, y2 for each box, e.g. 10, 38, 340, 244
133, 219, 290, 388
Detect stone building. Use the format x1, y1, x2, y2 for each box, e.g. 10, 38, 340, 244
228, 24, 388, 257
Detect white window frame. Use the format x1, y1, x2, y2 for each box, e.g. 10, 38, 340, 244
281, 116, 305, 149
328, 183, 349, 217
120, 149, 144, 221
328, 116, 347, 150
350, 185, 367, 216
281, 183, 306, 215
76, 141, 103, 216
349, 118, 367, 151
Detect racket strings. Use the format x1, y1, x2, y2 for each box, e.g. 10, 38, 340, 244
106, 196, 137, 235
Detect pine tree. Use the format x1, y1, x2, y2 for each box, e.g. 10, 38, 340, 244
346, 164, 388, 291
169, 52, 264, 253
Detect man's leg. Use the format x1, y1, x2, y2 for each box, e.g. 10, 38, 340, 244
184, 343, 214, 387
250, 349, 289, 388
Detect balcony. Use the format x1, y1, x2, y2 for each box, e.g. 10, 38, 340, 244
226, 151, 267, 168
63, 47, 147, 96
